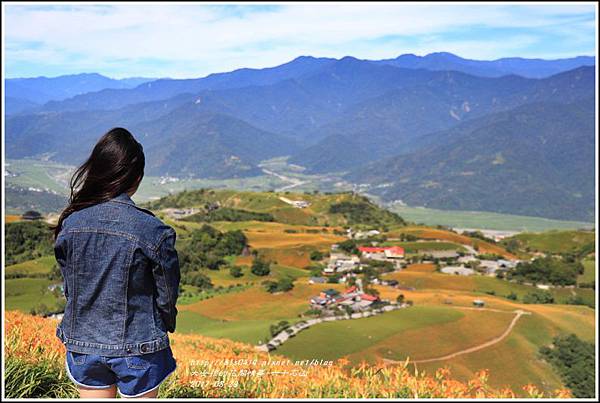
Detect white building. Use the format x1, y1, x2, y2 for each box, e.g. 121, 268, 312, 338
441, 266, 475, 276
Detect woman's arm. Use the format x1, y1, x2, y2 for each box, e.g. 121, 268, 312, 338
152, 228, 181, 333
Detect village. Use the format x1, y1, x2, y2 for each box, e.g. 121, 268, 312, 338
305, 226, 525, 315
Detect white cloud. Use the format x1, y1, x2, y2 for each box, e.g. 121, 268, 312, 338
3, 2, 596, 78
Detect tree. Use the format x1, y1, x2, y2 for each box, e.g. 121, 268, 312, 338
507, 256, 581, 286
251, 256, 271, 276
277, 277, 294, 292
523, 290, 554, 304
337, 239, 359, 255
506, 291, 518, 301
539, 334, 595, 397
183, 271, 213, 290
263, 280, 279, 293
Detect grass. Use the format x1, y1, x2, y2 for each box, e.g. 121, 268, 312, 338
415, 313, 564, 394
5, 255, 56, 277
578, 258, 596, 284
414, 303, 595, 395
389, 205, 594, 232
4, 278, 63, 313
345, 308, 516, 363
403, 263, 437, 273
275, 306, 464, 361
175, 311, 284, 345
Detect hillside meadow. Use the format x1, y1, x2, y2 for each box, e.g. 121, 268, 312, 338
5, 310, 572, 398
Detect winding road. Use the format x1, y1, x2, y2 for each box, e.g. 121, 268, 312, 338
382, 309, 530, 365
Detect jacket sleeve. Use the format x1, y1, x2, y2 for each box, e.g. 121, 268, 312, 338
152, 228, 180, 333
54, 233, 69, 299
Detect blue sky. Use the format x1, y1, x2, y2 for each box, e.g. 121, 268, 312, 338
3, 2, 597, 79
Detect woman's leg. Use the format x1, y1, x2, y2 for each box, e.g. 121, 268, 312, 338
78, 384, 117, 398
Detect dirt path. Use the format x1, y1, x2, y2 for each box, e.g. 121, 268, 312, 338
383, 309, 530, 365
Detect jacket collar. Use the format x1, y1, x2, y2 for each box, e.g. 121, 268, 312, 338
109, 192, 136, 206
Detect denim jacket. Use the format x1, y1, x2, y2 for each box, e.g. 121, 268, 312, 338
54, 192, 180, 356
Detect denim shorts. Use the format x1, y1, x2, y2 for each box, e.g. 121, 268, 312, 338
65, 345, 177, 397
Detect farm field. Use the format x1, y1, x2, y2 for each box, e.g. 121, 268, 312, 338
389, 204, 595, 232
387, 226, 518, 259
383, 240, 467, 253
382, 270, 595, 307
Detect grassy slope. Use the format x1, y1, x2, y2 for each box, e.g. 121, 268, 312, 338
502, 230, 595, 254
276, 306, 464, 361
5, 255, 55, 277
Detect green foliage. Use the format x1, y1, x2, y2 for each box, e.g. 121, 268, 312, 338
229, 266, 244, 278
337, 239, 359, 255
182, 207, 274, 223
182, 271, 213, 290
251, 256, 271, 276
522, 290, 554, 304
539, 334, 595, 397
263, 280, 279, 293
263, 277, 294, 293
565, 294, 592, 308
178, 225, 247, 274
329, 200, 405, 227
5, 221, 54, 266
506, 291, 518, 301
507, 256, 582, 286
310, 250, 324, 261
327, 273, 342, 283
463, 230, 496, 243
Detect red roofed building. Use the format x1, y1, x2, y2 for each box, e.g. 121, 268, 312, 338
360, 293, 379, 302
358, 246, 404, 259
345, 285, 358, 294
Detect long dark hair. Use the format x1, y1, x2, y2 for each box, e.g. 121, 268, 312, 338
52, 127, 145, 239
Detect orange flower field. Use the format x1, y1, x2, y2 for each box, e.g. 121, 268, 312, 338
4, 310, 571, 399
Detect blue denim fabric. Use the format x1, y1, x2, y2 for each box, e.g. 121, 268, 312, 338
54, 192, 181, 357
65, 344, 177, 397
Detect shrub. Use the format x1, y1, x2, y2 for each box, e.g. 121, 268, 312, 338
251, 256, 271, 276
310, 250, 324, 261
229, 266, 244, 278
522, 290, 554, 304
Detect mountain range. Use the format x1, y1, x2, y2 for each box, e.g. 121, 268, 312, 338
4, 52, 596, 221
